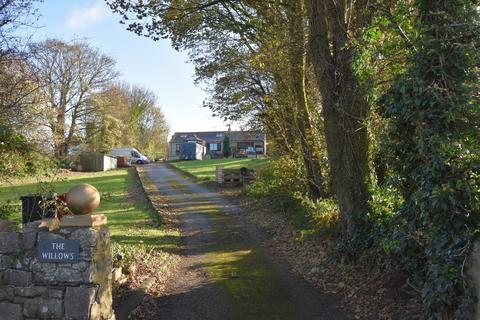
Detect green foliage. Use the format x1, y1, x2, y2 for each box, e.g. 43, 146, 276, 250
0, 200, 19, 220
298, 197, 340, 236
247, 156, 306, 202
111, 242, 137, 270
85, 83, 169, 160
381, 0, 480, 316
247, 156, 340, 232
247, 156, 308, 225
0, 124, 56, 182
223, 135, 231, 158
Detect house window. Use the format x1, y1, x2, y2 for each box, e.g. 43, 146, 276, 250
210, 143, 218, 151
180, 134, 187, 138
175, 144, 180, 155
215, 133, 223, 138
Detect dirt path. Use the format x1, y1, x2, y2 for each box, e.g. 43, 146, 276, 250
143, 163, 348, 320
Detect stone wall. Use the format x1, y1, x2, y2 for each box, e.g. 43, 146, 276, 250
0, 218, 114, 320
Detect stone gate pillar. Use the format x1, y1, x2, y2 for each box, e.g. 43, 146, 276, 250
0, 215, 114, 320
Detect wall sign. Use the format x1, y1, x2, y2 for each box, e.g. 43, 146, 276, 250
37, 239, 80, 263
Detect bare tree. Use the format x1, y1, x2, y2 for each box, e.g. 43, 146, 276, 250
0, 0, 38, 53
0, 0, 41, 130
30, 39, 118, 158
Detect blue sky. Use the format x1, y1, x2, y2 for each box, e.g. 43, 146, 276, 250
30, 0, 233, 136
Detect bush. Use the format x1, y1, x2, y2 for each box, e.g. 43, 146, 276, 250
247, 156, 340, 233
301, 197, 340, 234
0, 200, 20, 220
248, 156, 306, 199
0, 125, 56, 182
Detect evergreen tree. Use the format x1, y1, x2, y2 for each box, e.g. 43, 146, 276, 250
223, 135, 231, 158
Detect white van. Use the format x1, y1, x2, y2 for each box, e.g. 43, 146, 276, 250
111, 147, 150, 165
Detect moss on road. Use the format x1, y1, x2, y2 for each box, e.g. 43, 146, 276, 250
184, 202, 298, 319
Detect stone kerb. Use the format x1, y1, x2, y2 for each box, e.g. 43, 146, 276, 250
0, 215, 114, 320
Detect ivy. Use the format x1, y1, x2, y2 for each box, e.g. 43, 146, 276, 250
382, 0, 480, 317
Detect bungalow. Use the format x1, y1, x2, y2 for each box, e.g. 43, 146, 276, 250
168, 131, 266, 160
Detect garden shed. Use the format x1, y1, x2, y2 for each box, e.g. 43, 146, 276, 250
80, 152, 117, 172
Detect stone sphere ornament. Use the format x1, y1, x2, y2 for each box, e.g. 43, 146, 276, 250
66, 184, 100, 215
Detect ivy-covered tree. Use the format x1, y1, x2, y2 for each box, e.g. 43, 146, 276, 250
383, 0, 480, 317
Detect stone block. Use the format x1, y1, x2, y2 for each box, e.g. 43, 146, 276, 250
37, 231, 64, 243
71, 260, 89, 272
14, 286, 44, 297
95, 279, 113, 319
0, 233, 20, 254
23, 221, 41, 232
70, 228, 98, 248
0, 302, 22, 320
32, 261, 57, 284
60, 214, 107, 228
23, 297, 63, 318
0, 255, 14, 269
14, 255, 34, 270
65, 286, 96, 320
0, 286, 14, 301
22, 230, 37, 250
14, 286, 63, 299
0, 221, 16, 232
79, 246, 93, 261
3, 270, 32, 286
55, 265, 85, 284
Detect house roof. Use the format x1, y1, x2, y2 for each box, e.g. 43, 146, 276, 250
169, 131, 266, 144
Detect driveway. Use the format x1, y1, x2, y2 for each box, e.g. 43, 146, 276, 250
143, 163, 348, 320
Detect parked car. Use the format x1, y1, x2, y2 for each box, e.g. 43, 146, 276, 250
111, 147, 150, 164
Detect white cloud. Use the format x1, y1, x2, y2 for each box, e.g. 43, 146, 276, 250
66, 1, 111, 30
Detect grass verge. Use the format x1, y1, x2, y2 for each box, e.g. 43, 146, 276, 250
0, 168, 181, 310
170, 158, 267, 180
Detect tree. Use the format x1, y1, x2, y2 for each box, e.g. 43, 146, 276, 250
222, 135, 231, 158
84, 84, 126, 153
138, 104, 169, 159
0, 0, 55, 181
0, 0, 38, 54
30, 39, 118, 158
306, 0, 372, 238
107, 0, 329, 199
383, 0, 480, 317
0, 0, 41, 131
85, 82, 169, 159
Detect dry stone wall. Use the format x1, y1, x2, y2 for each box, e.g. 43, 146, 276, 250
0, 219, 114, 320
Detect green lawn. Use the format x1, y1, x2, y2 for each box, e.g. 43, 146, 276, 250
0, 169, 178, 253
171, 158, 268, 180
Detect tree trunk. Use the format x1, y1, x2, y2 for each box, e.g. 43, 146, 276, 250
306, 0, 369, 237
53, 108, 67, 158
287, 0, 328, 199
